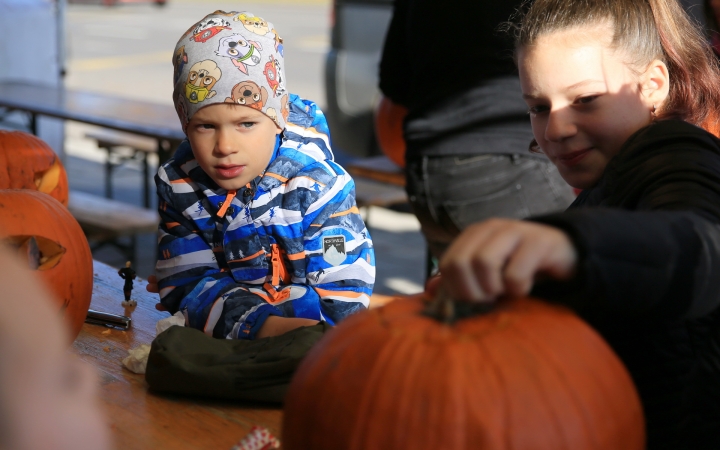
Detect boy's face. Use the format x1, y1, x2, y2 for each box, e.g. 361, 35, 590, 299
186, 104, 282, 191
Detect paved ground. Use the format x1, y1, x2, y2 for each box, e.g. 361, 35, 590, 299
62, 0, 426, 295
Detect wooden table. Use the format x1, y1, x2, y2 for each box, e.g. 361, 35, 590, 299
0, 81, 184, 163
71, 261, 283, 449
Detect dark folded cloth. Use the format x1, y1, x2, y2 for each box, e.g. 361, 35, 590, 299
145, 323, 331, 404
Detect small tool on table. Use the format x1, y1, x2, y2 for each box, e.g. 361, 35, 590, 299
85, 309, 131, 330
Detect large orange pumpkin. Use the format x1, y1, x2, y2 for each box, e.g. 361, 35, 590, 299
0, 190, 93, 342
283, 294, 645, 449
374, 96, 408, 168
0, 130, 69, 206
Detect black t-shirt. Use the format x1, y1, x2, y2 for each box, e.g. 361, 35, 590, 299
379, 0, 535, 158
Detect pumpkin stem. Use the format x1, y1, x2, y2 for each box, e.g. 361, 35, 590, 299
422, 287, 495, 324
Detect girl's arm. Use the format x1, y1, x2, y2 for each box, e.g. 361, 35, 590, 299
440, 121, 720, 320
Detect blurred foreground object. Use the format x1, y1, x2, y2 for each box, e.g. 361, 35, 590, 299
0, 189, 93, 342
0, 244, 111, 450
283, 294, 644, 449
374, 95, 407, 168
0, 130, 69, 206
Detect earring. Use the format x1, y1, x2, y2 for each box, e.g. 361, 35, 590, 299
651, 104, 657, 120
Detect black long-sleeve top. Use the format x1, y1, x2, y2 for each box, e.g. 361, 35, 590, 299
531, 120, 720, 449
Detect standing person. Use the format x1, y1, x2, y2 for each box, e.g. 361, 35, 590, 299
154, 10, 375, 341
378, 0, 576, 262
437, 0, 720, 448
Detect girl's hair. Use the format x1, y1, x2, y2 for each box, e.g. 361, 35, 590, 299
511, 0, 720, 137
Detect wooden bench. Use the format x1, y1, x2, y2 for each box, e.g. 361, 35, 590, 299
346, 155, 408, 223
68, 190, 159, 266
346, 155, 436, 280
84, 128, 183, 208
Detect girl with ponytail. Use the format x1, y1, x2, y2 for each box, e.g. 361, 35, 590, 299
437, 0, 720, 447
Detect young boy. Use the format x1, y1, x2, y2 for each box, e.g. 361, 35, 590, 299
155, 11, 375, 340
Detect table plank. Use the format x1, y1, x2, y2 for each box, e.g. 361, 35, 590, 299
71, 261, 283, 450
0, 81, 184, 142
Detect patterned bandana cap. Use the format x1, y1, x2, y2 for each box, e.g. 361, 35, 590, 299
172, 10, 288, 132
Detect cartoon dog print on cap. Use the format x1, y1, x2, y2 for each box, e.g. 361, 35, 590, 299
280, 94, 289, 122
173, 46, 188, 85
175, 95, 190, 129
225, 81, 268, 110
263, 56, 286, 97
211, 10, 238, 17
216, 34, 263, 74
265, 107, 279, 126
191, 17, 231, 43
234, 12, 270, 36
185, 60, 222, 104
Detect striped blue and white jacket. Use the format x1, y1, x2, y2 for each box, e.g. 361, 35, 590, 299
155, 94, 375, 340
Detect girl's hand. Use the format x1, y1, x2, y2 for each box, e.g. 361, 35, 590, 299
439, 219, 578, 302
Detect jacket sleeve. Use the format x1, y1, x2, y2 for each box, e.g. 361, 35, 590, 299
298, 161, 375, 325
155, 171, 284, 340
530, 209, 720, 321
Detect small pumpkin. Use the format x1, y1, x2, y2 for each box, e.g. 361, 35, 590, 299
374, 96, 408, 168
0, 189, 93, 342
0, 130, 69, 206
283, 294, 645, 449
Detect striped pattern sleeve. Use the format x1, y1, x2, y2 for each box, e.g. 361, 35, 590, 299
302, 160, 375, 324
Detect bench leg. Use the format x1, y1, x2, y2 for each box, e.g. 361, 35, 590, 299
104, 148, 114, 199
425, 247, 437, 281
143, 152, 151, 208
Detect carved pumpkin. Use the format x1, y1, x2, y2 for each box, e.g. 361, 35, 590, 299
374, 96, 408, 168
0, 130, 69, 206
0, 189, 93, 342
283, 294, 645, 450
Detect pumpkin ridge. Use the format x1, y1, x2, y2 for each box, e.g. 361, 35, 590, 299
469, 325, 512, 448
385, 334, 431, 449
541, 306, 643, 444
507, 311, 593, 449
348, 330, 413, 449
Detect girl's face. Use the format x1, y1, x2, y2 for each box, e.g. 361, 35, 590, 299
518, 26, 665, 189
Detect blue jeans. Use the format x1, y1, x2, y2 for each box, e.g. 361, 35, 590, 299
405, 154, 576, 259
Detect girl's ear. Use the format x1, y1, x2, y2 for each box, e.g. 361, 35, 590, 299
640, 59, 670, 109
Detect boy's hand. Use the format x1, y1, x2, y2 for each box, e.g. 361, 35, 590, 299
146, 275, 159, 293
439, 218, 577, 302
145, 275, 169, 311
256, 316, 320, 339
